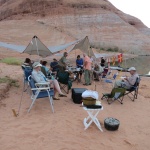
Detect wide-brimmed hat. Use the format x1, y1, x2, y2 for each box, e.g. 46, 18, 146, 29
32, 62, 42, 68
128, 67, 136, 71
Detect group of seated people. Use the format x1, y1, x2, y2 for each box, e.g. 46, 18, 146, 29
22, 54, 139, 100
93, 64, 139, 90
22, 58, 68, 100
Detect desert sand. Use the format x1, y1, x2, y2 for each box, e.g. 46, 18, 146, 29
0, 48, 150, 150
0, 0, 150, 149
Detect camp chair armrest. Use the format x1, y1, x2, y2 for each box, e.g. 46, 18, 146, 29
35, 82, 50, 86
31, 87, 50, 91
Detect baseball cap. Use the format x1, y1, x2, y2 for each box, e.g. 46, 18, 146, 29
128, 67, 136, 71
32, 62, 42, 68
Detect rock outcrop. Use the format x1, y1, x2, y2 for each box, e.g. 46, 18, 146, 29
0, 0, 150, 54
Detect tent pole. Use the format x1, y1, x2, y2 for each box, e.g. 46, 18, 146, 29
35, 37, 40, 58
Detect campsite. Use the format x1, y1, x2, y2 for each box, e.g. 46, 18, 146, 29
0, 0, 150, 150
1, 40, 150, 150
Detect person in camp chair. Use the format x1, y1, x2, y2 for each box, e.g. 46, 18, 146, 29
32, 62, 67, 100
93, 63, 104, 81
50, 58, 59, 72
114, 67, 139, 89
22, 58, 32, 69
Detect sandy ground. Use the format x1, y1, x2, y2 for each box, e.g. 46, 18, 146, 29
0, 48, 150, 150
0, 19, 150, 150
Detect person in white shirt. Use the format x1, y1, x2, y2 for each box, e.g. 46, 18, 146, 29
114, 67, 139, 89
32, 62, 67, 100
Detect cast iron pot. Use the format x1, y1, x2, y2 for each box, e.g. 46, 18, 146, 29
104, 117, 120, 131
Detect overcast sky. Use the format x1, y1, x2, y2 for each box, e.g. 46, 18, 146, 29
108, 0, 150, 28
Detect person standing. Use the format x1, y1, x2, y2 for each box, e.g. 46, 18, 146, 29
76, 55, 84, 82
83, 53, 92, 86
100, 57, 105, 67
58, 52, 68, 71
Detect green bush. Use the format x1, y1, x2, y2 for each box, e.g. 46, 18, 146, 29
0, 57, 22, 65
0, 76, 19, 87
100, 47, 105, 51
107, 47, 119, 52
113, 47, 119, 52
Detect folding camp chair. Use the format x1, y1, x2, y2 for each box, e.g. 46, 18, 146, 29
82, 102, 103, 131
100, 69, 112, 81
28, 75, 54, 113
104, 73, 118, 87
41, 66, 47, 77
101, 88, 126, 104
22, 66, 32, 92
124, 77, 141, 101
57, 71, 72, 94
41, 66, 53, 79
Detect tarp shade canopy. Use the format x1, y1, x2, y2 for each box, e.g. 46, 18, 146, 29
22, 36, 53, 57
70, 36, 95, 57
0, 36, 95, 57
0, 42, 25, 52
48, 39, 80, 53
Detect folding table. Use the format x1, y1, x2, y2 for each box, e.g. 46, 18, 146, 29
82, 102, 103, 132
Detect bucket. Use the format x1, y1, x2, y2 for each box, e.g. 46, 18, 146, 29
82, 97, 96, 106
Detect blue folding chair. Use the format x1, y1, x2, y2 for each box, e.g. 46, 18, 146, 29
100, 69, 112, 81
104, 73, 118, 87
28, 75, 54, 113
22, 66, 33, 92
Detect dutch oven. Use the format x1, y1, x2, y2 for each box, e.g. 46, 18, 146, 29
104, 117, 120, 131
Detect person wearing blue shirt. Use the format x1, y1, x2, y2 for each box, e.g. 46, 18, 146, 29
76, 55, 83, 82
50, 58, 59, 72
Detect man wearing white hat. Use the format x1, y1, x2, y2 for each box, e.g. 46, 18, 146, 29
114, 67, 139, 89
32, 62, 67, 100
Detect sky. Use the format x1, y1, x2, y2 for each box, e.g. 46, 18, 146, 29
108, 0, 150, 28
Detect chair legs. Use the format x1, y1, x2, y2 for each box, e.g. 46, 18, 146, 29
59, 83, 69, 94
108, 97, 124, 104
28, 90, 54, 113
83, 109, 103, 132
28, 92, 39, 112
101, 94, 124, 104
48, 91, 54, 113
125, 90, 138, 101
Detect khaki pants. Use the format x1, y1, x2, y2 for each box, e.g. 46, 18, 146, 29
84, 69, 91, 85
114, 80, 130, 89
